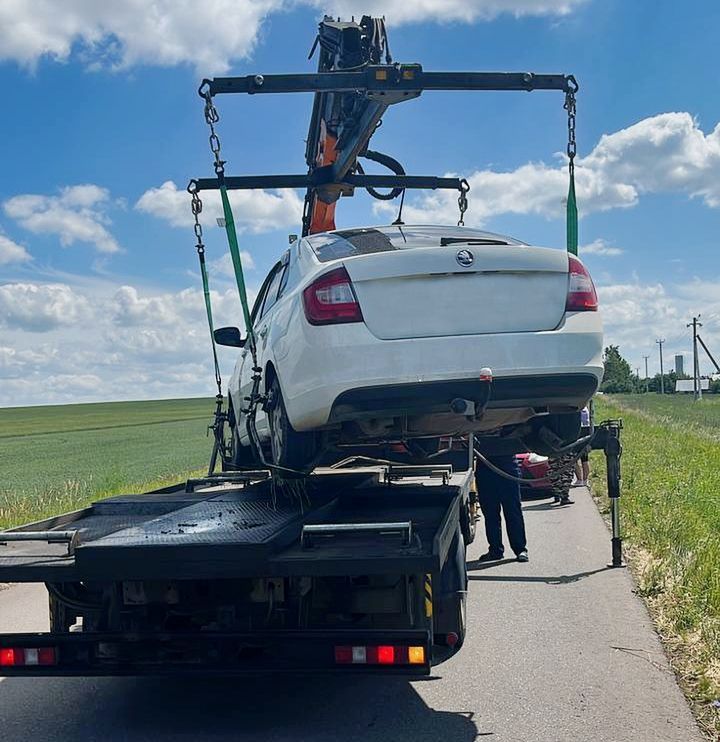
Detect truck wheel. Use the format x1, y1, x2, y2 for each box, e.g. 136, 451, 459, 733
460, 496, 476, 545
49, 591, 74, 633
267, 376, 318, 470
434, 530, 468, 649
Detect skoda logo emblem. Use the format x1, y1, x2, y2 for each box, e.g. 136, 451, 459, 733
456, 249, 474, 267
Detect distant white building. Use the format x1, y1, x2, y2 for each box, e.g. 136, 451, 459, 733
675, 379, 710, 393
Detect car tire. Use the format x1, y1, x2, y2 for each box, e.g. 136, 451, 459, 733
267, 375, 318, 470
229, 424, 258, 469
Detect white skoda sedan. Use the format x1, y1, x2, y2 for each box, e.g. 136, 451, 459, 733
218, 225, 603, 468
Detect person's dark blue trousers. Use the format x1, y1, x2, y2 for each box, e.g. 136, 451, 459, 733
475, 454, 527, 556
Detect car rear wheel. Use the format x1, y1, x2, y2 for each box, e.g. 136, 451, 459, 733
267, 375, 318, 470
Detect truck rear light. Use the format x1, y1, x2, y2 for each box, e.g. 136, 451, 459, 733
0, 647, 57, 666
334, 645, 353, 664
565, 255, 598, 312
303, 267, 364, 325
376, 645, 395, 664
334, 644, 426, 666
0, 648, 18, 666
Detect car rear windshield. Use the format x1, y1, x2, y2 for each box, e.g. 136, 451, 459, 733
306, 226, 524, 262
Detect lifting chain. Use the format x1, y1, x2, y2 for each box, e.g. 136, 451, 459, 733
564, 77, 578, 178
457, 178, 470, 227
187, 180, 222, 398
189, 183, 204, 254
201, 84, 226, 178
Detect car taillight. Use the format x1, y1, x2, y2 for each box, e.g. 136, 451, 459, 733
566, 255, 598, 312
303, 267, 363, 325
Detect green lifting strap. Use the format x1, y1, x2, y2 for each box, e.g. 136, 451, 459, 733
219, 185, 255, 348
566, 172, 578, 256
197, 247, 222, 396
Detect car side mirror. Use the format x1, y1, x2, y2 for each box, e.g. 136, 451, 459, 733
213, 326, 246, 348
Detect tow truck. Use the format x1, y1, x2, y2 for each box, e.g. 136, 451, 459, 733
0, 16, 624, 677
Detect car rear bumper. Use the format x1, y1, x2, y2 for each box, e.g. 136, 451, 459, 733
273, 309, 603, 431
327, 373, 599, 423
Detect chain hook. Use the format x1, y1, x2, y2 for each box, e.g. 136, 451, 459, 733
187, 181, 205, 253
457, 178, 470, 227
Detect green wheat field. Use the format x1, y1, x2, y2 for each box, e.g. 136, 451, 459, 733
0, 398, 214, 530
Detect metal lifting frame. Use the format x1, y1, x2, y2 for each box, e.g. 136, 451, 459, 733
192, 62, 578, 235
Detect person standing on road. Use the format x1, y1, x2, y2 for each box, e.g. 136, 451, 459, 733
475, 451, 528, 563
574, 404, 592, 488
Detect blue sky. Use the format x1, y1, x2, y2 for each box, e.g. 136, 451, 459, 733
1, 0, 720, 404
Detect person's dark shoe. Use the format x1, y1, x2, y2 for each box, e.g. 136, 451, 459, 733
477, 550, 503, 562
516, 550, 529, 562
553, 494, 561, 503
560, 494, 575, 505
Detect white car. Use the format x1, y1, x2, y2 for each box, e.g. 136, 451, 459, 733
218, 225, 603, 468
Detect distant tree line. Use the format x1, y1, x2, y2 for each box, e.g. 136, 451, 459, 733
600, 345, 719, 394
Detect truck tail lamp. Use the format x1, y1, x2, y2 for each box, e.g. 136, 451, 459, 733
303, 267, 364, 325
334, 644, 426, 666
0, 647, 57, 667
565, 255, 598, 312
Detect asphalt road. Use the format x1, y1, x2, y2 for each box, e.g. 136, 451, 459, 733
0, 487, 703, 742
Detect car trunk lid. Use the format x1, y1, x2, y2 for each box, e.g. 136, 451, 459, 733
342, 245, 569, 340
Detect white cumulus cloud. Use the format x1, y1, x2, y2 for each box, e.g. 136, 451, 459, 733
136, 180, 303, 234
315, 0, 584, 23
0, 234, 31, 265
0, 1, 585, 72
376, 113, 720, 226
580, 239, 623, 257
0, 282, 93, 332
3, 185, 121, 254
0, 277, 253, 405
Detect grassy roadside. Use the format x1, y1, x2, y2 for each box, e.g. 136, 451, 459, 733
591, 395, 720, 738
0, 470, 206, 531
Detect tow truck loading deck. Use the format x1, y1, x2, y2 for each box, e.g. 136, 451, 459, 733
0, 463, 475, 676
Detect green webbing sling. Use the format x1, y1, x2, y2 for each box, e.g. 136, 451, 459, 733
219, 186, 255, 350
566, 172, 578, 256
198, 248, 222, 395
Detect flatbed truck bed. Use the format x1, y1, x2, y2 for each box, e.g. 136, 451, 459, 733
0, 464, 475, 677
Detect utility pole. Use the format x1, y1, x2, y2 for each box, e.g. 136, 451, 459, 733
656, 339, 665, 394
687, 315, 702, 401
643, 355, 650, 393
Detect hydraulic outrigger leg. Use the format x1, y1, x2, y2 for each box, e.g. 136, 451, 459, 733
591, 420, 625, 568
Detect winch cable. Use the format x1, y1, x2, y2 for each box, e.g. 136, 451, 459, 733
564, 76, 579, 255
193, 87, 309, 479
